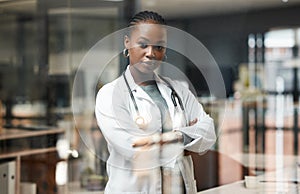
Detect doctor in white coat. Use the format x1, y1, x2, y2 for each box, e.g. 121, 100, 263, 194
95, 10, 216, 194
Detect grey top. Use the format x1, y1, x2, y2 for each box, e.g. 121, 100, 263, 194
140, 82, 173, 133
140, 81, 193, 145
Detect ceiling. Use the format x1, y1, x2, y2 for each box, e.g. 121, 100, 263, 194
1, 0, 300, 18
141, 0, 300, 18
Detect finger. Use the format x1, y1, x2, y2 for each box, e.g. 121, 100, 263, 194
132, 137, 151, 147
132, 141, 147, 147
189, 120, 194, 125
189, 118, 198, 126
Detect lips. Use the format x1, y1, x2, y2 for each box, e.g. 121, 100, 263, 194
142, 60, 157, 66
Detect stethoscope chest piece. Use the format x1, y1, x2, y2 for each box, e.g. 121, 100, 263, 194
135, 115, 148, 129
123, 71, 185, 130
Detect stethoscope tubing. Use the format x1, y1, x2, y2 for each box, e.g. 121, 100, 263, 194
157, 75, 185, 111
122, 71, 184, 116
123, 72, 140, 115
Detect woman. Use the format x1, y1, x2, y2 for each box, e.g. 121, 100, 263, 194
95, 11, 216, 194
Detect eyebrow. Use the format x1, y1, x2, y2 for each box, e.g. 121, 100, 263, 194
138, 37, 166, 45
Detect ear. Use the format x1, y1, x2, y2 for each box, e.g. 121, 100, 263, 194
124, 35, 130, 49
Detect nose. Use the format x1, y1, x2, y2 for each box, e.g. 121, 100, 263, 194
146, 46, 155, 59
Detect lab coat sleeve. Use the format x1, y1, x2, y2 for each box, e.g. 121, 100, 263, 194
174, 83, 216, 153
95, 82, 160, 169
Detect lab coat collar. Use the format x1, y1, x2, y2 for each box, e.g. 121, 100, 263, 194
124, 66, 139, 92
124, 65, 171, 92
124, 66, 176, 118
124, 65, 178, 131
123, 66, 155, 102
153, 73, 170, 88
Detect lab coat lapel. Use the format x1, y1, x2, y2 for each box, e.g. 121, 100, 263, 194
155, 74, 187, 128
156, 80, 175, 121
124, 67, 154, 103
178, 156, 198, 194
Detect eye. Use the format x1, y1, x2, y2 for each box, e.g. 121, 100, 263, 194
139, 42, 148, 49
153, 45, 165, 51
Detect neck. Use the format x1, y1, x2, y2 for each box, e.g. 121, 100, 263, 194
139, 80, 156, 86
129, 66, 155, 85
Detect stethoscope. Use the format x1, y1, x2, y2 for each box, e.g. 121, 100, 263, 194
122, 72, 185, 129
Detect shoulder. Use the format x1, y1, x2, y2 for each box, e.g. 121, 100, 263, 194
96, 76, 124, 102
160, 76, 190, 93
161, 76, 199, 103
95, 76, 131, 116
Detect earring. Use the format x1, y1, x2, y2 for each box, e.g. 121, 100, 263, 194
164, 54, 168, 61
123, 48, 129, 57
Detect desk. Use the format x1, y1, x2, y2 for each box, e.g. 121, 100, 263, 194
198, 181, 250, 194
59, 182, 104, 194
199, 168, 300, 194
0, 127, 64, 194
199, 153, 300, 194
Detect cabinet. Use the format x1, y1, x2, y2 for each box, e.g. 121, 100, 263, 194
0, 127, 65, 194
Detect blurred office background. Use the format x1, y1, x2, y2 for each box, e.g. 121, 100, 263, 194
1, 0, 300, 193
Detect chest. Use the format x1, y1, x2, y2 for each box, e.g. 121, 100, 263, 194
127, 90, 187, 132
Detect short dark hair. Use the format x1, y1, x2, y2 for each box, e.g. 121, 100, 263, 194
128, 10, 166, 27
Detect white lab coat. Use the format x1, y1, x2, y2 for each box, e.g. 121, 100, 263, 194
95, 66, 216, 194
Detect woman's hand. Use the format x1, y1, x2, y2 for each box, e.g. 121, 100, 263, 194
132, 132, 183, 148
183, 118, 198, 156
132, 133, 161, 147
132, 118, 198, 148
189, 118, 198, 126
132, 136, 154, 147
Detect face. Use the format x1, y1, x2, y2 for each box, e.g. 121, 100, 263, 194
124, 22, 167, 75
